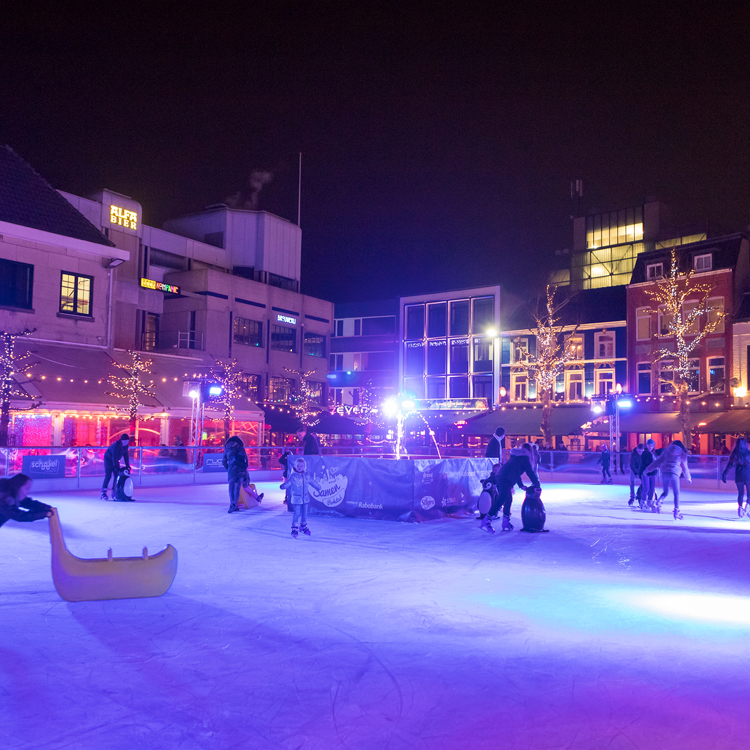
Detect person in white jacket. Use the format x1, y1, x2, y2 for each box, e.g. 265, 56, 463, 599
646, 440, 692, 519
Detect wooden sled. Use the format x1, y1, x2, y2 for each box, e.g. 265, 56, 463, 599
48, 509, 178, 602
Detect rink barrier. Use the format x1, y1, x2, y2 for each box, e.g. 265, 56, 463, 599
0, 446, 738, 494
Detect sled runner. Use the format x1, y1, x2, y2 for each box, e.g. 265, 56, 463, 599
48, 509, 177, 602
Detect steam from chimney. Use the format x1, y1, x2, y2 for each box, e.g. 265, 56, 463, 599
224, 169, 274, 210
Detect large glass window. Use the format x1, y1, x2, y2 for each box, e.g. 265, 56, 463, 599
0, 259, 33, 309
450, 300, 470, 335
637, 363, 652, 395
303, 332, 326, 357
307, 381, 324, 405
473, 375, 493, 401
586, 205, 644, 250
271, 325, 296, 353
708, 357, 725, 392
427, 339, 447, 375
449, 339, 469, 373
406, 305, 425, 339
366, 352, 395, 370
240, 374, 261, 401
426, 377, 446, 399
234, 317, 263, 347
472, 296, 494, 334
362, 316, 396, 335
269, 377, 294, 402
449, 376, 469, 398
60, 272, 92, 316
473, 337, 493, 372
427, 303, 447, 338
404, 343, 424, 378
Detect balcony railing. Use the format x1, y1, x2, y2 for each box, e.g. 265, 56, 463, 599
142, 330, 204, 352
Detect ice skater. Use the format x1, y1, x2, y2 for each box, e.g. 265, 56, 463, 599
101, 434, 132, 500
645, 440, 691, 519
0, 474, 54, 529
280, 457, 321, 538
628, 443, 644, 505
639, 439, 657, 509
597, 445, 612, 484
223, 435, 249, 514
479, 443, 540, 533
722, 437, 750, 517
485, 427, 506, 459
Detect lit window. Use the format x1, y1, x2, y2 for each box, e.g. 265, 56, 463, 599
708, 357, 725, 392
271, 325, 296, 353
303, 332, 326, 357
566, 335, 584, 360
682, 300, 700, 335
233, 317, 263, 347
595, 332, 614, 359
708, 297, 725, 334
307, 381, 324, 405
239, 374, 261, 401
658, 306, 674, 337
566, 371, 584, 400
60, 272, 92, 316
646, 263, 663, 280
511, 337, 529, 364
636, 308, 651, 341
596, 370, 614, 395
694, 254, 712, 272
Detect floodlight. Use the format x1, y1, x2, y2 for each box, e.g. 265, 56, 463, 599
618, 399, 633, 408
209, 385, 223, 396
591, 404, 603, 414
382, 398, 398, 418
401, 399, 415, 411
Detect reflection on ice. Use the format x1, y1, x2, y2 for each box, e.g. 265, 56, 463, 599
618, 590, 750, 626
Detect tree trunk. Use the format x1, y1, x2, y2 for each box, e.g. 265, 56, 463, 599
0, 400, 9, 447
541, 388, 552, 447
224, 416, 231, 442
678, 380, 691, 449
129, 415, 137, 437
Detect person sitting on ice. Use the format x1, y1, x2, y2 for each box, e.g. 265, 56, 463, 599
101, 434, 133, 501
480, 442, 540, 534
645, 440, 692, 519
0, 474, 54, 529
280, 457, 321, 538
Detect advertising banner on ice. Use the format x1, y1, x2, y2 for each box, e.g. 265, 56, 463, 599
202, 454, 226, 473
22, 454, 67, 479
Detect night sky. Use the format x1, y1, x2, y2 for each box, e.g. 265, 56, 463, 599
2, 4, 749, 303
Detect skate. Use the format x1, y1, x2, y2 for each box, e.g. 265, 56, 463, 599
479, 517, 495, 534
257, 493, 264, 504
100, 491, 109, 501
628, 497, 635, 506
652, 498, 662, 514
291, 526, 299, 538
227, 505, 237, 514
501, 515, 514, 532
673, 507, 683, 520
301, 524, 311, 536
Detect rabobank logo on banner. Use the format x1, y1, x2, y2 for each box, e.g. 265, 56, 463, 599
311, 467, 348, 508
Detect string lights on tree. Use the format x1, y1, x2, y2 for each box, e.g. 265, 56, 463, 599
645, 247, 725, 448
0, 329, 36, 447
516, 286, 579, 446
284, 367, 317, 426
106, 351, 155, 434
209, 357, 244, 440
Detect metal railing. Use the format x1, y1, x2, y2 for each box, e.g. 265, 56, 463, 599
0, 446, 737, 492
142, 330, 204, 352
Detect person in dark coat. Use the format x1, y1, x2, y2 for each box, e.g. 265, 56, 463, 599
638, 439, 657, 508
279, 449, 294, 512
485, 427, 506, 459
480, 443, 540, 533
297, 427, 321, 455
597, 445, 612, 484
628, 444, 644, 505
722, 437, 750, 517
0, 474, 53, 529
101, 434, 132, 500
222, 436, 249, 514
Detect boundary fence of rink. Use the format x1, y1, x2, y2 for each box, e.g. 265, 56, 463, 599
0, 446, 738, 493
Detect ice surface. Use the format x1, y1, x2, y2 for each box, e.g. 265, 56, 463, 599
2, 482, 750, 750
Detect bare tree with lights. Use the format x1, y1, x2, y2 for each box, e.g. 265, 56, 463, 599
516, 286, 578, 447
209, 357, 244, 440
645, 247, 726, 448
106, 351, 156, 435
284, 367, 317, 426
0, 330, 36, 447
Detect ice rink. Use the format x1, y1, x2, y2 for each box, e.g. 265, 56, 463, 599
3, 481, 750, 750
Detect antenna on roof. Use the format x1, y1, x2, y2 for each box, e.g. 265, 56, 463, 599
570, 179, 583, 218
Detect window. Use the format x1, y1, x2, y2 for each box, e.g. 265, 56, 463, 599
687, 359, 700, 393
566, 335, 584, 360
450, 338, 469, 373
658, 306, 674, 336
449, 376, 469, 398
143, 312, 159, 351
427, 339, 447, 375
595, 332, 614, 358
60, 272, 92, 316
149, 247, 185, 270
473, 337, 493, 372
332, 388, 343, 406
708, 357, 725, 392
450, 300, 470, 335
329, 354, 343, 371
426, 377, 446, 399
646, 263, 664, 280
234, 317, 263, 347
472, 296, 495, 334
271, 325, 296, 353
404, 342, 424, 377
307, 381, 324, 405
660, 361, 674, 394
473, 375, 493, 401
0, 259, 33, 309
585, 205, 644, 249
637, 362, 652, 395
636, 308, 651, 341
595, 369, 614, 396
303, 332, 326, 357
354, 319, 361, 336
427, 303, 447, 338
511, 337, 529, 364
682, 300, 700, 335
694, 254, 712, 272
708, 297, 725, 334
512, 374, 528, 401
405, 306, 425, 339
269, 377, 294, 402
239, 374, 261, 401
362, 316, 395, 336
335, 320, 343, 337
566, 372, 584, 400
267, 273, 297, 292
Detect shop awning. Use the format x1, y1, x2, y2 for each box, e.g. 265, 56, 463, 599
308, 412, 370, 434
463, 406, 591, 436
404, 409, 485, 431
693, 410, 750, 434
263, 407, 303, 433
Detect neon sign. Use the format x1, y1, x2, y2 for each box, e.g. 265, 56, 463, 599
110, 205, 138, 230
140, 278, 180, 295
277, 314, 297, 325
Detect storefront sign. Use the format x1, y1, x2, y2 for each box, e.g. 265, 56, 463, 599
276, 314, 297, 325
110, 205, 138, 230
140, 278, 180, 295
22, 454, 66, 479
418, 398, 487, 411
334, 405, 373, 417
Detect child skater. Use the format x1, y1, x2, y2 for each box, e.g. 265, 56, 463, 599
597, 444, 612, 484
280, 457, 321, 538
0, 474, 54, 529
646, 439, 691, 519
722, 436, 750, 517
